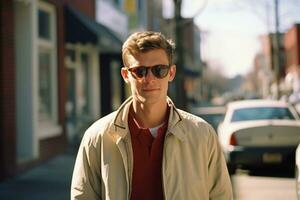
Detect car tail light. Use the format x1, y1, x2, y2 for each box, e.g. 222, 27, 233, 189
229, 134, 238, 146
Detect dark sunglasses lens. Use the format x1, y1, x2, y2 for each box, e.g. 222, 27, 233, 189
129, 65, 169, 79
132, 67, 147, 78
152, 65, 169, 78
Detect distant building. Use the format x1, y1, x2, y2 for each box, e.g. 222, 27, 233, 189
255, 33, 286, 99
284, 23, 300, 102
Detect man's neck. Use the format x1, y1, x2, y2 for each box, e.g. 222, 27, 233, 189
131, 101, 168, 128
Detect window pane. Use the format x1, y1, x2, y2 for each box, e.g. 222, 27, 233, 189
38, 9, 50, 40
231, 107, 296, 122
39, 51, 52, 121
66, 49, 76, 62
78, 53, 90, 116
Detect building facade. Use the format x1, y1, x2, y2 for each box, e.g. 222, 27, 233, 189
0, 0, 125, 180
0, 0, 200, 180
284, 23, 300, 103
254, 33, 286, 99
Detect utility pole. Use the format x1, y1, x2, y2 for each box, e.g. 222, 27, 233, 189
273, 0, 281, 99
173, 0, 187, 109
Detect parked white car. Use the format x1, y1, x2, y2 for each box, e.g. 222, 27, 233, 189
217, 99, 300, 174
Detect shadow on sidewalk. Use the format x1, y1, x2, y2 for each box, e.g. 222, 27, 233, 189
0, 148, 77, 200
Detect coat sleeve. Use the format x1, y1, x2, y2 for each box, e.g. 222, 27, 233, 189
206, 125, 233, 200
70, 129, 102, 200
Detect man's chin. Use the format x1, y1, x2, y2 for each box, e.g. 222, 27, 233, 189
135, 95, 161, 105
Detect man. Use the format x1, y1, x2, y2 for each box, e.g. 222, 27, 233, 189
71, 31, 233, 200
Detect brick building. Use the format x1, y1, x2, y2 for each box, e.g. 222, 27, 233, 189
0, 0, 124, 180
284, 24, 300, 98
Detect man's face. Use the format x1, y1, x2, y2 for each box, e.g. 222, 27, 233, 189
121, 49, 176, 106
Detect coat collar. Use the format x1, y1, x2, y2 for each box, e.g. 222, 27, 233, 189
109, 96, 186, 142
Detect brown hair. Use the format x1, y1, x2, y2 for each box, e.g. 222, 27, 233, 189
122, 31, 175, 68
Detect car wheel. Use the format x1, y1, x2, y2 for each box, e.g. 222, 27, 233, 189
296, 166, 300, 200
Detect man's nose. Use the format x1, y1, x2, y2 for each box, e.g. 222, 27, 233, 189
144, 68, 156, 81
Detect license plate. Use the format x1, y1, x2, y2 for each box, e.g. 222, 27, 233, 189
262, 153, 282, 163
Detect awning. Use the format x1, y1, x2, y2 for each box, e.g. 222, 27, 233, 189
64, 5, 123, 53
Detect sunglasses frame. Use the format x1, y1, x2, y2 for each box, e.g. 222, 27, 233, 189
127, 64, 171, 80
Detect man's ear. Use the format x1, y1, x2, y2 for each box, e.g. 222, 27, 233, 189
168, 65, 176, 82
121, 67, 129, 83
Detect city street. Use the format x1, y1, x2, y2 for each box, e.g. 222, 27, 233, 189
232, 170, 297, 200
0, 149, 298, 199
0, 149, 76, 200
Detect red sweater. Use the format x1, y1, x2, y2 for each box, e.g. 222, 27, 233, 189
128, 109, 168, 200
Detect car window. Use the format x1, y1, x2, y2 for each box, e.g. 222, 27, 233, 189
231, 107, 296, 122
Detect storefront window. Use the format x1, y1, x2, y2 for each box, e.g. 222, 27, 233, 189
38, 9, 50, 40
66, 49, 76, 62
39, 50, 53, 121
37, 1, 58, 130
78, 53, 90, 116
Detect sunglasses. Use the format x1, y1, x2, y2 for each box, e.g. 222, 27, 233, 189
127, 64, 170, 79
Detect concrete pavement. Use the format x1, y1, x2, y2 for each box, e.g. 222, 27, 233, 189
0, 149, 76, 200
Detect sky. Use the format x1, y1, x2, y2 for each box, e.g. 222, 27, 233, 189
163, 0, 300, 78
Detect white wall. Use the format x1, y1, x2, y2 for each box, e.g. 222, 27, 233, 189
15, 1, 39, 163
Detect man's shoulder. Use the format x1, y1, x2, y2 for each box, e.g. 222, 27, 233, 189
81, 112, 117, 142
177, 109, 207, 125
175, 109, 216, 136
92, 111, 117, 127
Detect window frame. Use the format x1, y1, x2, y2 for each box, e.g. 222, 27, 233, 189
37, 1, 61, 139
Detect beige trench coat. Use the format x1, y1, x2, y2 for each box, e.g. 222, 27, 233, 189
71, 97, 233, 200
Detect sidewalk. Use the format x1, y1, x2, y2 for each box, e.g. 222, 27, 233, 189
0, 149, 76, 200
